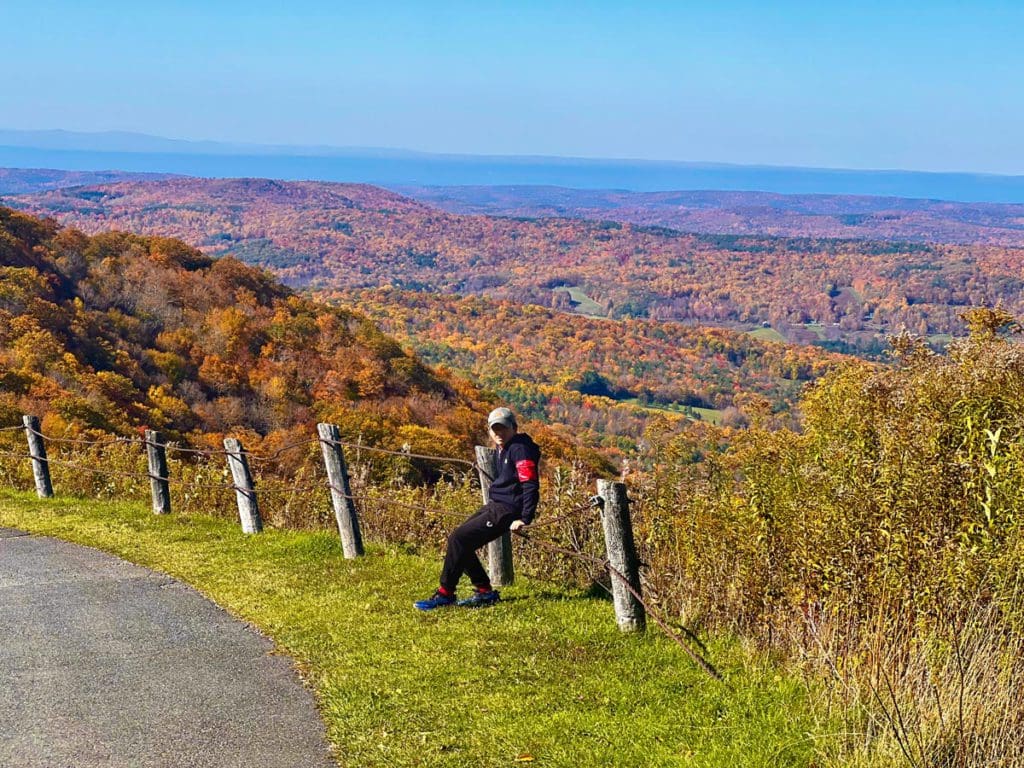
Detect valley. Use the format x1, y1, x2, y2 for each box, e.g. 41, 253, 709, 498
6, 175, 1024, 359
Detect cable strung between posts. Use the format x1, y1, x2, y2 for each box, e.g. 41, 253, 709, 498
280, 481, 471, 521
517, 530, 724, 682
245, 437, 323, 465
4, 436, 558, 525
162, 444, 232, 457
2, 444, 238, 492
321, 437, 489, 478
3, 435, 476, 505
18, 454, 239, 492
10, 435, 608, 537
5, 440, 468, 498
16, 427, 490, 478
22, 426, 146, 449
290, 474, 606, 533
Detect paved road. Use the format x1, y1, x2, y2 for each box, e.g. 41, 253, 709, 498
0, 528, 336, 767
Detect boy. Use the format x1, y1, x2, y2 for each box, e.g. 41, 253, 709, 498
415, 407, 540, 610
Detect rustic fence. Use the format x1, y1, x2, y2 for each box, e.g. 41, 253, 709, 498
0, 416, 719, 678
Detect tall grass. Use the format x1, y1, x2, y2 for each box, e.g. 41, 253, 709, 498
623, 309, 1024, 765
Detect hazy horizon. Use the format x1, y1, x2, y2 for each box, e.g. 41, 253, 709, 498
5, 127, 1024, 204
2, 127, 1023, 178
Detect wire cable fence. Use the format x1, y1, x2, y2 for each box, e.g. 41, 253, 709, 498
1, 421, 555, 548
2, 422, 603, 564
0, 416, 720, 679
1, 421, 593, 580
4, 422, 604, 547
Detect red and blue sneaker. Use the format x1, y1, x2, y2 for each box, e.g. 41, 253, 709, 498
457, 589, 501, 608
414, 589, 457, 611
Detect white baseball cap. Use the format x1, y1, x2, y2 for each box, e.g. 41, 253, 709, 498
487, 407, 517, 429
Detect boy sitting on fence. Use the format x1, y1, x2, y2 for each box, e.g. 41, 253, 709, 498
415, 407, 540, 610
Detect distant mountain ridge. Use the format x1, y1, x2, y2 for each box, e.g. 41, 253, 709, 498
7, 166, 1024, 248
3, 129, 1024, 203
397, 185, 1024, 247
0, 129, 421, 157
0, 167, 170, 194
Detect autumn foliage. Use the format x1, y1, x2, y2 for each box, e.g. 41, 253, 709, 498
335, 287, 847, 453
0, 206, 493, 459
13, 178, 1024, 355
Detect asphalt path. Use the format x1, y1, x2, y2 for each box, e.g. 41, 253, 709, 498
0, 528, 336, 767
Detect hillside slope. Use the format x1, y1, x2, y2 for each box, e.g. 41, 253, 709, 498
338, 288, 847, 449
9, 177, 1024, 349
0, 206, 488, 454
398, 185, 1024, 247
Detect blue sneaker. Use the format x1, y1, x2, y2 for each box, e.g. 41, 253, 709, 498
457, 589, 501, 608
414, 590, 457, 611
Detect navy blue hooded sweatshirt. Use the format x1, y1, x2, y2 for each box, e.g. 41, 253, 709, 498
488, 433, 541, 524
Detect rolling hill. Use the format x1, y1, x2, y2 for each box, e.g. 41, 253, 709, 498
335, 287, 847, 450
7, 177, 1024, 355
0, 205, 493, 458
397, 184, 1024, 247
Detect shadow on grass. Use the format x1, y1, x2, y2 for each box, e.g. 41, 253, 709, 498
523, 582, 614, 604
533, 581, 716, 659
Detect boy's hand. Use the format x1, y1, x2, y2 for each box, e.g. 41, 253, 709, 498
510, 520, 527, 532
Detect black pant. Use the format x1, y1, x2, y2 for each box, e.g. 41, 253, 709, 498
440, 502, 516, 592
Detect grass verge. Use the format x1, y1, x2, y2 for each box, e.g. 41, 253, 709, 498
1, 489, 834, 767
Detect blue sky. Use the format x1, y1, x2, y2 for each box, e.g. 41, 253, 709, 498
3, 1, 1023, 173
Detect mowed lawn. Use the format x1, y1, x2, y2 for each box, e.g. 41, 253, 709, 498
0, 490, 834, 767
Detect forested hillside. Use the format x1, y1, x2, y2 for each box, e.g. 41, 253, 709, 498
399, 185, 1024, 247
0, 206, 497, 457
9, 177, 1024, 352
336, 287, 846, 450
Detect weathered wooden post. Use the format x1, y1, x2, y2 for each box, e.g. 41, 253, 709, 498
317, 423, 364, 558
223, 438, 262, 534
597, 479, 646, 632
22, 415, 53, 498
476, 445, 514, 586
145, 429, 171, 515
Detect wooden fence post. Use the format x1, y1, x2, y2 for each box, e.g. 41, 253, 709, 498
223, 438, 262, 534
317, 423, 364, 558
476, 445, 514, 586
145, 429, 171, 515
597, 479, 646, 632
22, 415, 53, 498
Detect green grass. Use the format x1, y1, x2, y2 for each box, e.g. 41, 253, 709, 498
552, 286, 605, 317
620, 398, 727, 426
0, 490, 834, 767
748, 327, 787, 343
690, 406, 727, 425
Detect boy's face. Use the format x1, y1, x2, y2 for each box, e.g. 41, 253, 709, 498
489, 423, 514, 446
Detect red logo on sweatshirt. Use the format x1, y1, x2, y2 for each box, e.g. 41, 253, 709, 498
515, 459, 538, 482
